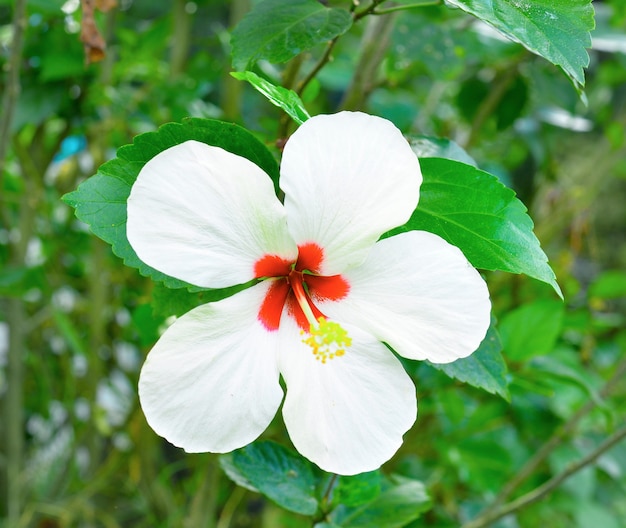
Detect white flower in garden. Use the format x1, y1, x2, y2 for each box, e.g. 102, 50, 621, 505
126, 111, 491, 476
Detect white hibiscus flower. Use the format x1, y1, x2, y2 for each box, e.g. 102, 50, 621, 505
127, 111, 491, 476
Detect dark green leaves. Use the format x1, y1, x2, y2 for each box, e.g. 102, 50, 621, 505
329, 477, 431, 528
63, 118, 279, 292
231, 71, 311, 124
429, 318, 510, 400
447, 0, 594, 89
220, 441, 318, 515
499, 299, 564, 361
230, 0, 352, 70
390, 157, 562, 297
331, 471, 382, 508
220, 442, 432, 525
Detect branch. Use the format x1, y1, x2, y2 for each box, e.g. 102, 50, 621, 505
372, 0, 442, 15
461, 424, 626, 528
339, 11, 397, 110
296, 37, 339, 96
295, 0, 388, 99
0, 0, 27, 228
481, 356, 626, 515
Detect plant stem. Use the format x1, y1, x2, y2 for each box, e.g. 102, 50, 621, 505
0, 0, 27, 228
339, 11, 397, 110
373, 0, 442, 15
462, 56, 525, 149
461, 424, 626, 528
221, 0, 250, 121
296, 37, 338, 97
0, 4, 27, 519
171, 0, 192, 77
481, 356, 626, 516
353, 0, 388, 21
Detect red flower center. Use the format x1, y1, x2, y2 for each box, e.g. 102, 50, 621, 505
254, 242, 350, 331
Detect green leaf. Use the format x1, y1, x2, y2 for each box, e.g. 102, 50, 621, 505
531, 355, 606, 409
408, 135, 477, 167
219, 441, 319, 516
63, 118, 279, 292
230, 0, 353, 71
231, 71, 310, 125
330, 476, 431, 528
589, 270, 626, 300
446, 0, 594, 88
331, 471, 382, 508
429, 317, 510, 400
388, 158, 562, 297
151, 279, 258, 319
499, 299, 564, 361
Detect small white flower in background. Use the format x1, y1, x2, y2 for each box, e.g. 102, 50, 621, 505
127, 111, 491, 475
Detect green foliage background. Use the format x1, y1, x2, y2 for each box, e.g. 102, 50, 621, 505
1, 0, 626, 527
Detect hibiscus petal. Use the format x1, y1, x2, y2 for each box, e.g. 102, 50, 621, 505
322, 231, 491, 364
280, 112, 422, 275
278, 318, 417, 475
138, 282, 284, 453
127, 140, 296, 288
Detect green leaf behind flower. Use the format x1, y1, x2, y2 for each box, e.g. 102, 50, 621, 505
63, 118, 279, 293
330, 476, 431, 528
408, 134, 478, 167
446, 0, 594, 89
429, 317, 510, 400
389, 157, 562, 297
331, 471, 382, 508
230, 0, 352, 70
220, 441, 319, 516
231, 71, 311, 124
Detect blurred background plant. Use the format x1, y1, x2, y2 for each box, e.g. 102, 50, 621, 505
1, 0, 625, 527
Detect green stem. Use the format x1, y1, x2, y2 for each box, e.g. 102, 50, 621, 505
461, 424, 626, 528
339, 11, 397, 111
373, 0, 442, 14
170, 0, 192, 77
462, 57, 525, 149
216, 486, 246, 528
353, 0, 388, 21
296, 38, 338, 97
0, 0, 27, 228
221, 0, 250, 121
479, 356, 626, 517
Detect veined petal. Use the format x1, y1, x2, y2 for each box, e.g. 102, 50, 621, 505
323, 231, 491, 364
127, 140, 297, 288
138, 282, 284, 453
278, 318, 417, 475
280, 112, 422, 275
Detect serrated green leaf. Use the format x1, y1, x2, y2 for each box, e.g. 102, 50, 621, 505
388, 157, 562, 297
63, 118, 279, 292
330, 476, 431, 528
446, 0, 594, 88
429, 317, 510, 400
331, 471, 382, 508
499, 299, 564, 361
230, 0, 352, 71
219, 441, 319, 516
408, 135, 477, 167
231, 71, 310, 125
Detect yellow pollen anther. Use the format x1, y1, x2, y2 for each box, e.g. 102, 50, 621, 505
301, 317, 352, 364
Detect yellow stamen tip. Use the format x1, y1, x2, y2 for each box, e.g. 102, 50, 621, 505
302, 317, 351, 364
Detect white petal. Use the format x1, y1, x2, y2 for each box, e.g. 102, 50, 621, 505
322, 231, 491, 364
280, 112, 421, 275
278, 318, 417, 475
127, 140, 296, 288
138, 282, 284, 453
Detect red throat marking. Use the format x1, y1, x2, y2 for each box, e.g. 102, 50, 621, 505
255, 243, 349, 331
